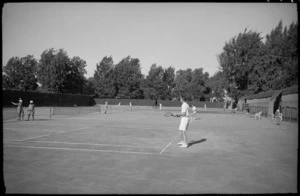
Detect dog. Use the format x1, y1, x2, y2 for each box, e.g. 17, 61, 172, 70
255, 111, 262, 120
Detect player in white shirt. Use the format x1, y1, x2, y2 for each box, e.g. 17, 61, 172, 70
104, 102, 108, 114
174, 96, 190, 148
191, 105, 197, 119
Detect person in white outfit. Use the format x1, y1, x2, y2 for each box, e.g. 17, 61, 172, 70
191, 105, 197, 119
104, 102, 108, 114
174, 96, 190, 148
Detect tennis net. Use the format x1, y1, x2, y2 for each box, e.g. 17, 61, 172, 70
50, 106, 101, 117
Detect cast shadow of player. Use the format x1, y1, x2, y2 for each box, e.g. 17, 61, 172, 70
188, 138, 207, 147
31, 118, 53, 121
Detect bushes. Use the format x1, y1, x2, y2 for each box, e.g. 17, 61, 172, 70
94, 98, 224, 108
2, 89, 95, 107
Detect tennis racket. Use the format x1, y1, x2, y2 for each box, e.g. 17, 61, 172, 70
164, 112, 174, 117
164, 112, 181, 117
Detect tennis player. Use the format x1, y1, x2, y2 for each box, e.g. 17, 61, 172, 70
12, 98, 24, 121
191, 105, 197, 119
27, 100, 35, 121
104, 102, 108, 114
175, 96, 190, 148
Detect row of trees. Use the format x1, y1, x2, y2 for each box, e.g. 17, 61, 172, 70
218, 21, 298, 101
2, 21, 298, 102
93, 56, 211, 100
3, 49, 94, 95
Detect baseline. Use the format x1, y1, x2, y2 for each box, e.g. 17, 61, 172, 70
4, 145, 159, 156
4, 140, 163, 149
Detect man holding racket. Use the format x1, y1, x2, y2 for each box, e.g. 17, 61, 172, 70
174, 96, 190, 148
12, 98, 24, 121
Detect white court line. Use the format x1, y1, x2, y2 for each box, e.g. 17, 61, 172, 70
57, 126, 90, 134
6, 140, 163, 149
18, 134, 51, 141
4, 128, 33, 131
92, 124, 177, 131
3, 140, 21, 142
4, 145, 158, 155
4, 126, 90, 142
159, 132, 181, 155
69, 126, 90, 132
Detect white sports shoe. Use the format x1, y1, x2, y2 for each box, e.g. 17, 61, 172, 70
179, 143, 188, 148
177, 141, 184, 145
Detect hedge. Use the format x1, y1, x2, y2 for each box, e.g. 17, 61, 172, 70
94, 98, 224, 108
2, 89, 95, 107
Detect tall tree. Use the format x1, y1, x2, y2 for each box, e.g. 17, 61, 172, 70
37, 48, 87, 93
114, 56, 144, 99
3, 55, 38, 91
173, 69, 193, 101
218, 29, 264, 100
189, 68, 210, 101
248, 21, 298, 92
82, 77, 97, 95
144, 64, 168, 100
206, 71, 228, 100
37, 48, 68, 92
64, 56, 87, 94
163, 66, 176, 100
94, 56, 115, 98
266, 21, 298, 89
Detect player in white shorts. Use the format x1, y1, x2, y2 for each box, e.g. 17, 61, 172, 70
191, 105, 197, 119
174, 96, 190, 148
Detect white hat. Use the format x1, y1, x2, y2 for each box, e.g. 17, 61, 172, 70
30, 100, 33, 103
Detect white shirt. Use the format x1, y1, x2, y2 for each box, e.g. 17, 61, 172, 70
181, 102, 189, 117
192, 106, 196, 112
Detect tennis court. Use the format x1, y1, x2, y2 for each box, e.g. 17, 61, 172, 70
3, 107, 298, 193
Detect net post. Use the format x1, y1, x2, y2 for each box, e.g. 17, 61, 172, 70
50, 106, 52, 118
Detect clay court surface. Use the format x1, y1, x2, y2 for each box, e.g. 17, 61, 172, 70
3, 107, 298, 194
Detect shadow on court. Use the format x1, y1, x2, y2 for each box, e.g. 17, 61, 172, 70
31, 118, 53, 121
188, 138, 207, 147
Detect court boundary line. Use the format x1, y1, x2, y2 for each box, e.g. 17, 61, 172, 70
17, 134, 51, 141
8, 126, 90, 142
4, 128, 35, 131
4, 144, 186, 157
92, 124, 177, 131
4, 145, 159, 155
4, 140, 163, 149
159, 132, 181, 155
58, 126, 91, 134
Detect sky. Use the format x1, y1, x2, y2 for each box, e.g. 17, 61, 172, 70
2, 2, 298, 78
